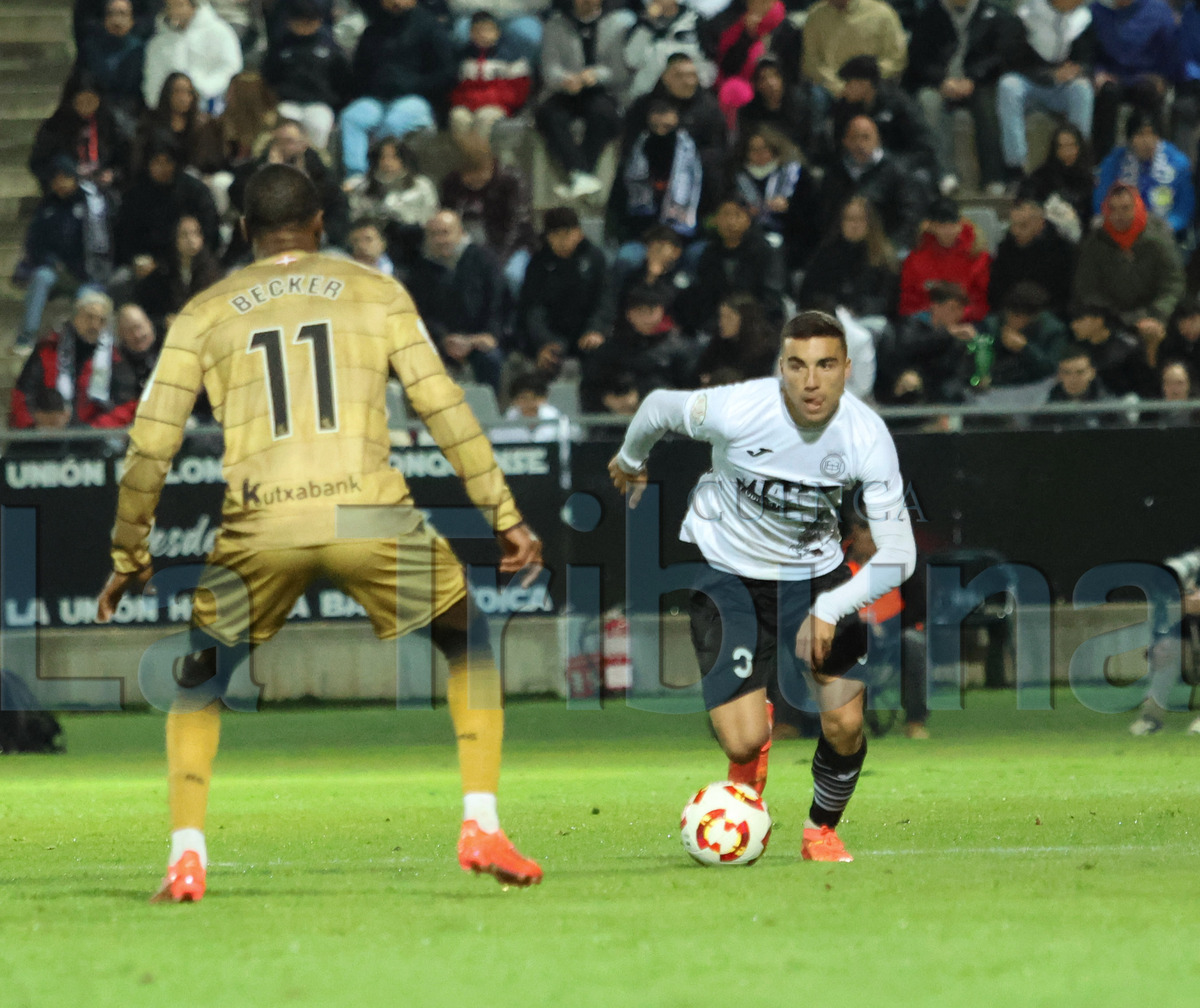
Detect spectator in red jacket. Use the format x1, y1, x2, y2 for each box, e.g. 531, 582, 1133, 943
8, 290, 131, 429
449, 12, 532, 141
898, 196, 991, 322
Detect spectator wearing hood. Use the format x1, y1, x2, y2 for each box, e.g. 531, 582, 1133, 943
899, 196, 992, 322
1072, 182, 1184, 346
142, 0, 243, 112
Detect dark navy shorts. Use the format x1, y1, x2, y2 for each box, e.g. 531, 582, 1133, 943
688, 562, 868, 711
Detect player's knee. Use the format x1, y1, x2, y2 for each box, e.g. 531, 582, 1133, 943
722, 731, 769, 765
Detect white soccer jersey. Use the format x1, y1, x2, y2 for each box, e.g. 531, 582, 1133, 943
617, 377, 916, 622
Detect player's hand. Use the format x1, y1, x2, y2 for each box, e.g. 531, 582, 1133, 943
498, 523, 543, 587
577, 331, 606, 352
608, 454, 648, 508
96, 566, 155, 624
795, 613, 837, 671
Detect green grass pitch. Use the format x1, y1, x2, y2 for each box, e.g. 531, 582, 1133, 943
3, 691, 1199, 1008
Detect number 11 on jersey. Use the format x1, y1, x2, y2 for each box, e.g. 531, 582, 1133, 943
248, 321, 339, 439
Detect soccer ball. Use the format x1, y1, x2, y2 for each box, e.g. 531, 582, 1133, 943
680, 781, 772, 866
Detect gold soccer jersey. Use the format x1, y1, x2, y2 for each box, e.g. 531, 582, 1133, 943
111, 251, 522, 574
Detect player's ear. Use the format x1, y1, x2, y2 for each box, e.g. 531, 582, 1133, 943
238, 216, 247, 243
311, 209, 325, 243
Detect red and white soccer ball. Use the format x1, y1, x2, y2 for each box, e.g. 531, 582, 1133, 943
680, 781, 772, 866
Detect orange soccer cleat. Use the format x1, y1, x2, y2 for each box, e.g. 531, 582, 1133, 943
457, 821, 543, 887
150, 850, 206, 903
801, 825, 854, 863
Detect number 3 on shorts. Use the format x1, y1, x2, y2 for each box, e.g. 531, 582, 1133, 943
731, 646, 754, 679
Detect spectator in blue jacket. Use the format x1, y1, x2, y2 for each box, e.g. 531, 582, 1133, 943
1094, 108, 1194, 240
1089, 0, 1178, 158
339, 0, 456, 183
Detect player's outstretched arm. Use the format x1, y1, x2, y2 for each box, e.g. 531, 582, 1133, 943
611, 389, 701, 508
498, 523, 544, 587
96, 566, 155, 624
607, 454, 648, 508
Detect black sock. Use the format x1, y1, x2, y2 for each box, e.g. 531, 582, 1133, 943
808, 733, 867, 828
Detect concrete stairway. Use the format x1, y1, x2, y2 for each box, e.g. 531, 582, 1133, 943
0, 1, 75, 407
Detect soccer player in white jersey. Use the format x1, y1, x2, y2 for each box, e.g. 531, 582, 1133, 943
608, 310, 916, 862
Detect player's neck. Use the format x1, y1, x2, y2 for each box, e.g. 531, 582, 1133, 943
254, 231, 319, 259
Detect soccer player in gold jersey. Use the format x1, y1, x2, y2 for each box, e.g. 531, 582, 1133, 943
97, 164, 544, 899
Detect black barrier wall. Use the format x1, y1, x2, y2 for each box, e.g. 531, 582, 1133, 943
1, 425, 1198, 630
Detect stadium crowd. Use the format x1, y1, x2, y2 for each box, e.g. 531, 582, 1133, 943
8, 0, 1200, 433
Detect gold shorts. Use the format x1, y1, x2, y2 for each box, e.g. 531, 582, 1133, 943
190, 514, 466, 646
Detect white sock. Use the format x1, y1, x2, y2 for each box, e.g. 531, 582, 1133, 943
463, 793, 499, 833
169, 828, 207, 868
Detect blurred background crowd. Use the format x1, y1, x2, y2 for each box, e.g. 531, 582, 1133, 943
6, 0, 1200, 438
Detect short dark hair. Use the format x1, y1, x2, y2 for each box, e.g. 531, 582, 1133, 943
716, 191, 753, 212
142, 128, 182, 166
470, 10, 497, 26
642, 223, 684, 247
1071, 302, 1116, 328
1003, 281, 1048, 315
243, 164, 322, 240
625, 285, 668, 310
780, 309, 846, 350
647, 97, 676, 118
1059, 344, 1094, 366
927, 280, 968, 305
542, 206, 580, 234
927, 196, 960, 223
33, 386, 66, 413
1125, 106, 1163, 139
287, 0, 324, 20
509, 373, 549, 399
664, 52, 695, 67
348, 216, 383, 234
838, 55, 881, 86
